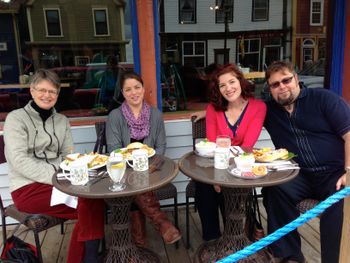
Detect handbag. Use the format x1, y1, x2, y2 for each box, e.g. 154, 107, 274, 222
1, 222, 39, 263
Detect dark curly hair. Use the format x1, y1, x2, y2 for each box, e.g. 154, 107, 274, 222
209, 64, 253, 111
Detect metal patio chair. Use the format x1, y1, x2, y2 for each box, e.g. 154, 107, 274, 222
0, 135, 66, 263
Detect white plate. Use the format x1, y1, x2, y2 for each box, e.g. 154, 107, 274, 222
227, 167, 266, 180
112, 147, 156, 161
59, 155, 107, 171
60, 162, 106, 171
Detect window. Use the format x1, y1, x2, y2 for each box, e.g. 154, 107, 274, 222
44, 8, 62, 36
237, 38, 261, 71
93, 8, 109, 36
252, 0, 269, 21
182, 41, 205, 67
75, 56, 90, 66
179, 0, 196, 24
215, 0, 233, 23
310, 0, 324, 25
302, 39, 315, 62
0, 42, 7, 51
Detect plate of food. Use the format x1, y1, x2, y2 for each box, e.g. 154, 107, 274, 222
227, 164, 268, 180
252, 148, 297, 163
112, 142, 156, 160
60, 152, 109, 171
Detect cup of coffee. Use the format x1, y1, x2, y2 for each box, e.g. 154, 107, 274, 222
214, 147, 230, 169
127, 149, 149, 171
65, 163, 89, 185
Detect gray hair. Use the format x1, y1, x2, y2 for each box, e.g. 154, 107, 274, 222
30, 69, 61, 93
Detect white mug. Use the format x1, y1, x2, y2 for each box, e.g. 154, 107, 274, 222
127, 149, 149, 171
214, 147, 230, 169
65, 163, 89, 185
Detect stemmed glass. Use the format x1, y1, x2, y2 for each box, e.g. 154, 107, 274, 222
107, 154, 126, 192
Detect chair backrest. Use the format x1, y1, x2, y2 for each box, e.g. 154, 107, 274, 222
0, 135, 6, 164
191, 116, 206, 151
93, 121, 108, 154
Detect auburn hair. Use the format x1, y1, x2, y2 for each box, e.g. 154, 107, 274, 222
208, 64, 253, 111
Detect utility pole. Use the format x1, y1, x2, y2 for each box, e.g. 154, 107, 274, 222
223, 0, 229, 64
210, 0, 230, 64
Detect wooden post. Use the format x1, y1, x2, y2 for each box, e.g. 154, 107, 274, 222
339, 167, 350, 262
135, 0, 158, 108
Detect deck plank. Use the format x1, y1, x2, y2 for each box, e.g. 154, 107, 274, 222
0, 206, 321, 262
41, 224, 67, 263
259, 201, 321, 262
163, 210, 192, 263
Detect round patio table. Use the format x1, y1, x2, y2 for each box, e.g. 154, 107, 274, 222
52, 155, 178, 263
178, 152, 299, 263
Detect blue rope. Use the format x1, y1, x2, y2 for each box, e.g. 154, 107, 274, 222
217, 187, 350, 263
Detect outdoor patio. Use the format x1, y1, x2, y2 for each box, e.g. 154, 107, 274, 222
0, 202, 321, 263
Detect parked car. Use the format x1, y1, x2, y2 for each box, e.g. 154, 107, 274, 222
297, 59, 325, 88
51, 62, 133, 89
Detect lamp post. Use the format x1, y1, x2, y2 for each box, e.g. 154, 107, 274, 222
210, 0, 229, 64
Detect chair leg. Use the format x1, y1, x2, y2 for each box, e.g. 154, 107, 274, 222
34, 231, 44, 263
253, 188, 263, 226
174, 196, 179, 249
185, 196, 190, 249
101, 237, 106, 255
60, 222, 64, 235
1, 214, 7, 245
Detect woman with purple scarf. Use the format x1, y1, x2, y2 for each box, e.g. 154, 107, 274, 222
106, 72, 181, 247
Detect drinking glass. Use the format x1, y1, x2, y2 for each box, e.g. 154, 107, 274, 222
216, 135, 231, 148
107, 155, 126, 192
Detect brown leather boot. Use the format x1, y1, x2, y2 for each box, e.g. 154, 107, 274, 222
130, 210, 146, 247
134, 191, 181, 244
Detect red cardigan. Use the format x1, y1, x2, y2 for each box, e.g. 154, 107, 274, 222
206, 98, 266, 148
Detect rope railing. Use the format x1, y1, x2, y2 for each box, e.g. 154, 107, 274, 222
217, 187, 350, 263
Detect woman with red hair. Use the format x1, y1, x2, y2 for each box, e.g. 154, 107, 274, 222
196, 64, 266, 241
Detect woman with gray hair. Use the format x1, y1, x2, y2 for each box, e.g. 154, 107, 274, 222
3, 69, 105, 263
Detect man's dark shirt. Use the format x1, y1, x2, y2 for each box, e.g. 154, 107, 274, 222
264, 87, 350, 177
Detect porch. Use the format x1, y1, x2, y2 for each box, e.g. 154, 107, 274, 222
0, 203, 321, 263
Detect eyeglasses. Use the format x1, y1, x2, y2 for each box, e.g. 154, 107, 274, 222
268, 75, 295, 89
33, 87, 59, 96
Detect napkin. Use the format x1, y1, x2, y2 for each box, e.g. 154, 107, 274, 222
50, 187, 78, 209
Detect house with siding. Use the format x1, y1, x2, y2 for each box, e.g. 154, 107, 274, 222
292, 0, 328, 70
23, 0, 128, 71
159, 0, 292, 71
0, 0, 25, 83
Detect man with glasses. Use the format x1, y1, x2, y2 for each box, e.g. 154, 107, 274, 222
262, 61, 350, 263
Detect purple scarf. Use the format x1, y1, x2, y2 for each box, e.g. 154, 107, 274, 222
121, 101, 151, 140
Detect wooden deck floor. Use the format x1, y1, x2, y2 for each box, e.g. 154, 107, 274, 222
0, 202, 321, 263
